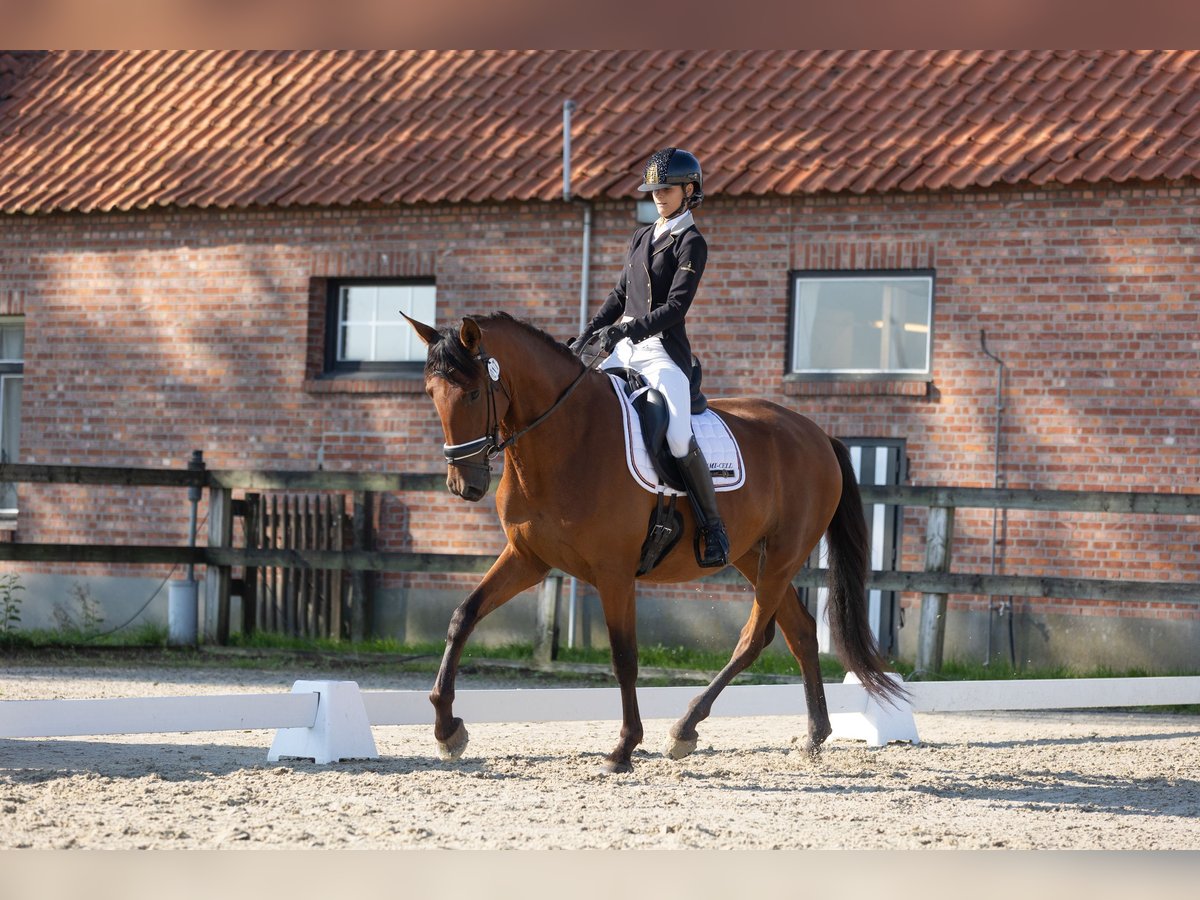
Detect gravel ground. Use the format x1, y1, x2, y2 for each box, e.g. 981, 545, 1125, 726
1, 664, 1197, 849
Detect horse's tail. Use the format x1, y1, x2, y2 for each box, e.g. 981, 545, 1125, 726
824, 437, 908, 705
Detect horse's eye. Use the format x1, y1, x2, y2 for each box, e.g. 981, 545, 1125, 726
468, 389, 481, 401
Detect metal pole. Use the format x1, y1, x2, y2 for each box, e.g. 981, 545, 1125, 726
564, 97, 588, 649
979, 330, 1009, 666
186, 449, 204, 581
562, 99, 575, 202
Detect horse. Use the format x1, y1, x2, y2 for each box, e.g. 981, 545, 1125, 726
403, 311, 904, 773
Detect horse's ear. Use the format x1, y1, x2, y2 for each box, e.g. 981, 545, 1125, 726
400, 312, 441, 347
459, 317, 482, 355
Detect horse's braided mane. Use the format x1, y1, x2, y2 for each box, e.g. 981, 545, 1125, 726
425, 311, 582, 384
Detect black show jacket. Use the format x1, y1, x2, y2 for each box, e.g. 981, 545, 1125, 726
585, 220, 708, 374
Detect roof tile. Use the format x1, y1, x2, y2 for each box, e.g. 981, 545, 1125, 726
2, 50, 1199, 214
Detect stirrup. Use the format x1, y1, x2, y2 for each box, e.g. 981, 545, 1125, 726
695, 522, 729, 568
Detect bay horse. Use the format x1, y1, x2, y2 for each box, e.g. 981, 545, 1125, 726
405, 311, 904, 773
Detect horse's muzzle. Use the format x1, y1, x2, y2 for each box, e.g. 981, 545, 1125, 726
447, 467, 489, 502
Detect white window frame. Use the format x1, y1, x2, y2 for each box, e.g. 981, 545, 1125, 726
789, 270, 934, 379
326, 279, 436, 374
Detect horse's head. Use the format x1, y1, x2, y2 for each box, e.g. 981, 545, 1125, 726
404, 313, 509, 502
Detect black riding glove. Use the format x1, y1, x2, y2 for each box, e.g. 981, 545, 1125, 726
568, 332, 593, 356
599, 323, 631, 353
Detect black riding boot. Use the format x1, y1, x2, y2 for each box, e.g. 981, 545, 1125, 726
676, 436, 730, 568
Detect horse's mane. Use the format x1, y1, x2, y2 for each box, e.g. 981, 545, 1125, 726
425, 311, 582, 384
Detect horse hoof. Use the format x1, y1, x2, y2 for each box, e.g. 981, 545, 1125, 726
803, 740, 824, 760
437, 721, 470, 761
599, 758, 633, 775
663, 735, 698, 760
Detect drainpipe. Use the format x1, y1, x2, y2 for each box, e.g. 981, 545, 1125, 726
980, 329, 1013, 667
563, 99, 592, 649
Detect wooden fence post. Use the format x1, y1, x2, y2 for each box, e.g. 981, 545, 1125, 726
916, 506, 955, 674
349, 491, 375, 642
532, 573, 562, 667
204, 484, 234, 644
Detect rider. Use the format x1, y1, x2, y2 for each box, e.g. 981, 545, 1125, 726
570, 147, 730, 568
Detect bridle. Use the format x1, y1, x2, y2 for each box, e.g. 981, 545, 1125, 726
442, 336, 603, 470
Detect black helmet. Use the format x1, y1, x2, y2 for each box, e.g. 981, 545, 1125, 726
638, 147, 704, 208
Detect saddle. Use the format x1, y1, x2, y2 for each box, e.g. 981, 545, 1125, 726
607, 360, 710, 494
606, 361, 744, 575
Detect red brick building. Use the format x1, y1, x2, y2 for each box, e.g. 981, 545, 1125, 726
0, 51, 1196, 670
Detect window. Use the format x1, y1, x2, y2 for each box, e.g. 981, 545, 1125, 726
789, 270, 933, 379
324, 280, 436, 374
0, 317, 23, 515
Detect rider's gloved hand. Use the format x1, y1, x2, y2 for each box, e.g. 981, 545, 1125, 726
568, 332, 593, 356
599, 323, 631, 352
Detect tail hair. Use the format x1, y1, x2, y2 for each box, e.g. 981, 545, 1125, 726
824, 437, 908, 706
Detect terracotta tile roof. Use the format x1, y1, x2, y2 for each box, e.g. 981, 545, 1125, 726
2, 50, 1200, 214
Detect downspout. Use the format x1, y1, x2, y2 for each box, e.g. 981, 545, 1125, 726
980, 329, 1013, 667
563, 98, 592, 649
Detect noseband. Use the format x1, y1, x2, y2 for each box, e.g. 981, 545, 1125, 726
442, 338, 600, 469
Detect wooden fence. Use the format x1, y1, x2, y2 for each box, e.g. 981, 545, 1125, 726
0, 459, 1196, 669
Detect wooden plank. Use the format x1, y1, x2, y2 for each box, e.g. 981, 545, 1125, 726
209, 470, 455, 493
205, 486, 234, 644
0, 462, 202, 488
269, 495, 280, 632
0, 537, 1186, 605
282, 495, 293, 636
349, 491, 373, 642
331, 495, 345, 640
0, 544, 204, 564
858, 484, 1200, 515
3, 462, 1193, 514
316, 495, 327, 639
241, 492, 259, 637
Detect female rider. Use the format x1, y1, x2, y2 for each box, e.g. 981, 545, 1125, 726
571, 147, 729, 568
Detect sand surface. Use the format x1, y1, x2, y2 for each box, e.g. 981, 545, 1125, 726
1, 664, 1197, 849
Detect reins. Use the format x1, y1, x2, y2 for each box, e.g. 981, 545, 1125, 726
442, 334, 605, 467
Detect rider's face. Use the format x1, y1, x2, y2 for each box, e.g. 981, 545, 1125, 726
651, 185, 688, 217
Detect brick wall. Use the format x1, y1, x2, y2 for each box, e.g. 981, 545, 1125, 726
1, 180, 1196, 640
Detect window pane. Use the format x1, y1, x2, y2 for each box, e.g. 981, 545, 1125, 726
0, 376, 20, 512
341, 287, 376, 323
0, 323, 23, 362
339, 323, 372, 361
409, 285, 436, 325
375, 287, 408, 322
372, 324, 409, 361
792, 275, 931, 374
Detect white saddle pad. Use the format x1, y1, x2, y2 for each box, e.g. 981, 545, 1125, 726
607, 374, 745, 496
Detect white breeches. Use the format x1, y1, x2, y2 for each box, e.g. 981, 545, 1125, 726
602, 334, 693, 458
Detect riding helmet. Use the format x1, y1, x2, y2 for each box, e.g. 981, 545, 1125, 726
638, 148, 704, 208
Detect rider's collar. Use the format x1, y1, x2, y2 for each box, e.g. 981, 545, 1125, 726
653, 209, 693, 240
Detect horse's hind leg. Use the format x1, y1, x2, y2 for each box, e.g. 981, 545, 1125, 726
430, 545, 548, 760
664, 551, 782, 760
775, 583, 832, 755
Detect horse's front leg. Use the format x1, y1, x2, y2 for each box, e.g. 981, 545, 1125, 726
430, 545, 548, 760
598, 579, 642, 774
